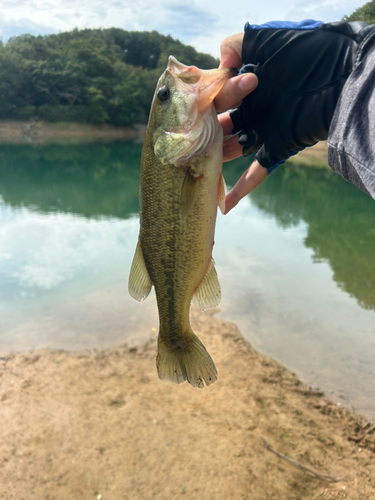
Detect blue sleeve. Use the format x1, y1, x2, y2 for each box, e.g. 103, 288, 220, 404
245, 20, 323, 31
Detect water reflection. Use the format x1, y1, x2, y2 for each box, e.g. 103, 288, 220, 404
248, 163, 375, 311
0, 142, 150, 344
0, 143, 374, 418
0, 142, 142, 218
1, 143, 375, 313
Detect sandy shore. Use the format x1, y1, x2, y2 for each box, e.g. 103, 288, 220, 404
0, 129, 365, 498
0, 120, 146, 144
0, 119, 329, 167
288, 141, 329, 167
0, 308, 374, 499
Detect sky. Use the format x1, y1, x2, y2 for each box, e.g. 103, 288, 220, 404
0, 0, 367, 58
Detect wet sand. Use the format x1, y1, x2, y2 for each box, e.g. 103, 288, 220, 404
0, 120, 146, 144
288, 141, 329, 167
0, 119, 329, 166
0, 133, 369, 498
1, 308, 374, 500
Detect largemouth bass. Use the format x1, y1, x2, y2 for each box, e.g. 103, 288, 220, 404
128, 56, 233, 388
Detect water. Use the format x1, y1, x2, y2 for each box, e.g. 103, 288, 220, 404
0, 142, 374, 420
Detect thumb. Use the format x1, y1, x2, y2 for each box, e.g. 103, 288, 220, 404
219, 33, 244, 69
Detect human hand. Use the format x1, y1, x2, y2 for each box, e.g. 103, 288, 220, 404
217, 21, 375, 213
230, 21, 375, 170
215, 32, 257, 148
215, 32, 266, 214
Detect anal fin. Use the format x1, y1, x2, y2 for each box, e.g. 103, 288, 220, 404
128, 240, 153, 301
192, 259, 221, 311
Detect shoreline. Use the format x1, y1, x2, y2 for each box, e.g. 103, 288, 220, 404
0, 120, 147, 145
0, 308, 374, 499
0, 118, 329, 169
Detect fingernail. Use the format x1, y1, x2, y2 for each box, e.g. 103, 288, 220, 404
239, 74, 257, 92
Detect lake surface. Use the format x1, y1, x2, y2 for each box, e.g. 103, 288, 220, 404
0, 142, 374, 420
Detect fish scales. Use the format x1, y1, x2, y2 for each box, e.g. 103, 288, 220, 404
129, 56, 233, 387
141, 133, 218, 334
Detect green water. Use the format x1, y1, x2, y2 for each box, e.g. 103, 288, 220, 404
0, 142, 374, 420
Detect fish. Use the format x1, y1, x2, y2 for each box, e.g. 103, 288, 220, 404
128, 56, 233, 388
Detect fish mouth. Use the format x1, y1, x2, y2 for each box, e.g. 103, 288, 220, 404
197, 67, 237, 113
168, 56, 237, 113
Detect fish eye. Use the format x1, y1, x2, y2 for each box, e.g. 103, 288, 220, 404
157, 86, 170, 102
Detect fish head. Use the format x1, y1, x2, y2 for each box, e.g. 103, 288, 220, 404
149, 56, 235, 165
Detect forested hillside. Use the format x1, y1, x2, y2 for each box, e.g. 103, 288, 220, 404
0, 29, 218, 126
343, 0, 375, 23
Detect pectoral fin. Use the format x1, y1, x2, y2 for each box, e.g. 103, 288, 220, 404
192, 259, 221, 311
181, 170, 199, 219
128, 240, 153, 301
218, 174, 227, 214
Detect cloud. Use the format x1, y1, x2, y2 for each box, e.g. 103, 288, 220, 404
284, 0, 364, 22
158, 4, 219, 41
0, 0, 368, 56
0, 19, 55, 40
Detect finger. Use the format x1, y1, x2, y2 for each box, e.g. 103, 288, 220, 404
224, 159, 268, 214
218, 111, 235, 137
219, 33, 244, 69
215, 73, 258, 113
223, 135, 243, 162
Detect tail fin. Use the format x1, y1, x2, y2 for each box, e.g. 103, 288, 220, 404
156, 332, 217, 388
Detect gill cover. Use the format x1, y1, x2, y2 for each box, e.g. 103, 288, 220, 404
153, 56, 232, 165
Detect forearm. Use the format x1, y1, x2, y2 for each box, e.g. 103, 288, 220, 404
327, 43, 375, 199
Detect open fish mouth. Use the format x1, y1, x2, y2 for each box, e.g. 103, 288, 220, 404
167, 56, 236, 112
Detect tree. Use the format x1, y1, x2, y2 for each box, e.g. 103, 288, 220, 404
0, 28, 219, 126
342, 0, 375, 24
